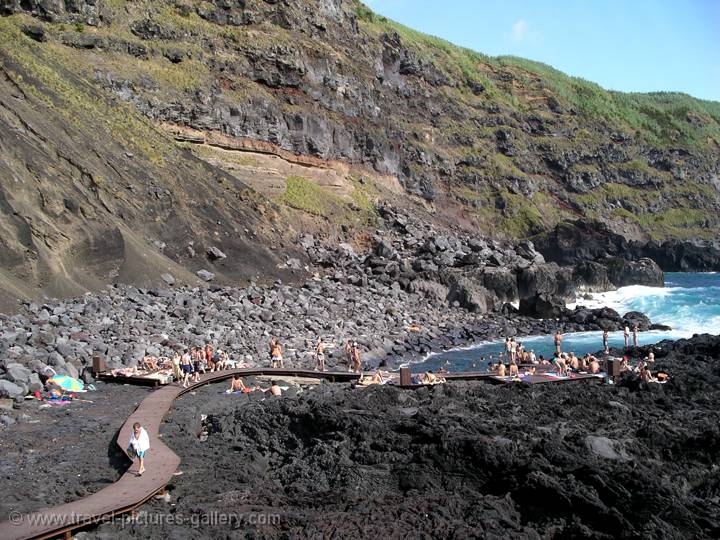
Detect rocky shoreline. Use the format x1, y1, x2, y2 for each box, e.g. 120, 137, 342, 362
78, 334, 720, 539
0, 276, 664, 402
0, 205, 674, 401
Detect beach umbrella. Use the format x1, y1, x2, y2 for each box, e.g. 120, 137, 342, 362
47, 375, 84, 392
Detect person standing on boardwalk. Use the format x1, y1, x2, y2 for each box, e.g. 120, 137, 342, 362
553, 331, 563, 355
351, 341, 362, 373
602, 329, 609, 354
344, 339, 354, 371
315, 337, 326, 371
128, 422, 150, 476
269, 337, 284, 368
624, 325, 630, 349
632, 324, 639, 349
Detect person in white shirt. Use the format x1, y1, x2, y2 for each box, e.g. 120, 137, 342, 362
128, 422, 150, 476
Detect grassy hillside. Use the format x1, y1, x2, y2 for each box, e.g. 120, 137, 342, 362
356, 2, 720, 149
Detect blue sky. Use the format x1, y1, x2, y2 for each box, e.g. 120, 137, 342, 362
364, 0, 720, 102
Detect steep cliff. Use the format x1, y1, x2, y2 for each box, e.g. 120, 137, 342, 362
1, 0, 719, 305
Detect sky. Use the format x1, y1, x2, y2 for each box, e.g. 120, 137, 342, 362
364, 0, 720, 102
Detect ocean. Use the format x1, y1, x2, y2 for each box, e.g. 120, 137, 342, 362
410, 272, 720, 373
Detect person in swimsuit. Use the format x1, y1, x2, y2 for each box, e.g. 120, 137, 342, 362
344, 339, 353, 371
632, 324, 639, 349
553, 331, 563, 354
180, 349, 193, 387
140, 355, 159, 371
351, 341, 362, 373
269, 338, 284, 368
602, 329, 609, 354
569, 353, 579, 372
553, 353, 567, 376
640, 365, 655, 383
205, 344, 215, 371
228, 375, 245, 392
192, 347, 204, 382
171, 353, 182, 382
269, 380, 282, 396
315, 337, 326, 371
624, 325, 630, 349
421, 370, 445, 384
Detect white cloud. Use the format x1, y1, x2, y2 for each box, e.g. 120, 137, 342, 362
511, 20, 529, 42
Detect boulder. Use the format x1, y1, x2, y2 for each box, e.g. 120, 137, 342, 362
197, 270, 215, 282
337, 243, 356, 259
649, 323, 672, 331
606, 257, 663, 288
64, 362, 79, 380
161, 273, 176, 286
373, 239, 397, 259
5, 365, 31, 385
517, 263, 574, 301
207, 246, 227, 261
47, 352, 66, 368
585, 435, 629, 461
573, 260, 612, 292
27, 373, 44, 393
480, 267, 518, 303
409, 279, 448, 304
531, 220, 628, 265
0, 379, 25, 399
445, 277, 495, 314
519, 293, 568, 319
622, 311, 652, 331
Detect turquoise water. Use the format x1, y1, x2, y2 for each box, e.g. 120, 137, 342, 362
410, 272, 720, 373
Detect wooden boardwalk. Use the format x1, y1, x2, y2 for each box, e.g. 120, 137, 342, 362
0, 366, 602, 539
0, 368, 360, 540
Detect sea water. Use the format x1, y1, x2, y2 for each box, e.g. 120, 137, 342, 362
411, 272, 720, 373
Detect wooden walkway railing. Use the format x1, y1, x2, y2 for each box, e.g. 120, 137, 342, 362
0, 368, 360, 540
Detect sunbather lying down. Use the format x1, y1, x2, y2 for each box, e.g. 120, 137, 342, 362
359, 370, 388, 386
140, 355, 160, 371
421, 371, 446, 384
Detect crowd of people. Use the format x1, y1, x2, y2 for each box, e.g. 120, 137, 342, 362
133, 329, 666, 392
133, 335, 367, 389
480, 330, 663, 383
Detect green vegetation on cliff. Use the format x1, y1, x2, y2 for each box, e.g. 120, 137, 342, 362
355, 1, 720, 149
0, 1, 718, 244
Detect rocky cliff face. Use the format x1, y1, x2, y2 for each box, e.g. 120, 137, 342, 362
0, 0, 719, 305
0, 20, 303, 310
